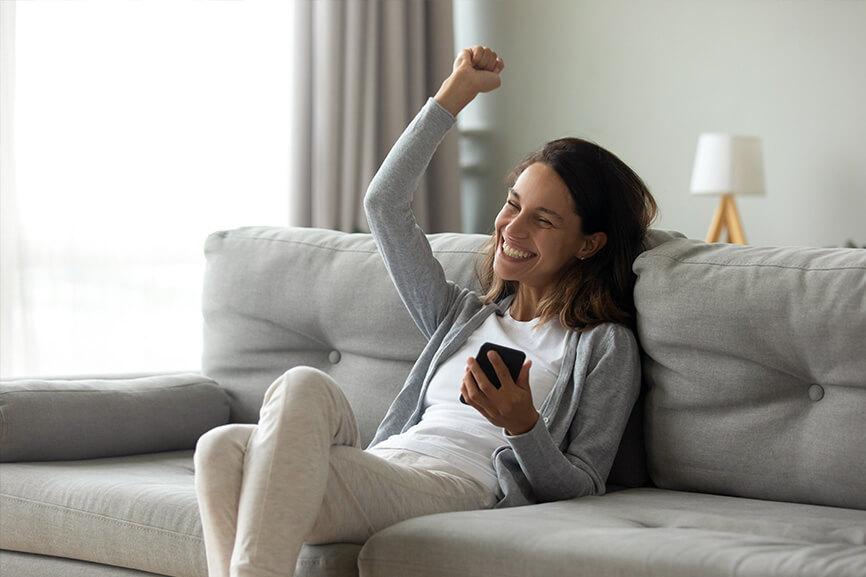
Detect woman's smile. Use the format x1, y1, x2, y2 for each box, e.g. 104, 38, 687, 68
498, 237, 538, 263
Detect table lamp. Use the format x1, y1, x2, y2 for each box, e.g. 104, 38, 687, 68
689, 133, 765, 244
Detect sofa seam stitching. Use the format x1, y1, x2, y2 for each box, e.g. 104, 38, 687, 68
219, 234, 485, 256
358, 557, 522, 577
0, 381, 219, 396
636, 253, 865, 271
0, 404, 6, 443
0, 493, 203, 541
0, 372, 209, 383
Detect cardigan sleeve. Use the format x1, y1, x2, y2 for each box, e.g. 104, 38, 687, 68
503, 323, 642, 501
363, 97, 461, 341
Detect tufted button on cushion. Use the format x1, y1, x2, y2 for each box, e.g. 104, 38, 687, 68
328, 350, 341, 364
808, 384, 824, 401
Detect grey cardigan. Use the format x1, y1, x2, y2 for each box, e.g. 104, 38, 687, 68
363, 96, 642, 509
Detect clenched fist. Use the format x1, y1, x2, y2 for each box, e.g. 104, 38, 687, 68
451, 45, 505, 94
434, 45, 505, 117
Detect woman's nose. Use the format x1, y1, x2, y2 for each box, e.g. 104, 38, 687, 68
505, 222, 530, 239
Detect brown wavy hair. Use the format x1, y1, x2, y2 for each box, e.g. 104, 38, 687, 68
474, 137, 659, 334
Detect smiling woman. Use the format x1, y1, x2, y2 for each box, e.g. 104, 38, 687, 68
194, 44, 650, 577
474, 137, 659, 332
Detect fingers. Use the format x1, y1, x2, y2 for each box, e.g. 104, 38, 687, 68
469, 45, 502, 72
470, 46, 484, 68
461, 365, 497, 421
514, 360, 533, 394
463, 358, 494, 401
460, 370, 475, 404
485, 350, 511, 388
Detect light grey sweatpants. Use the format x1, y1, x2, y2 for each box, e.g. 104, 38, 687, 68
193, 366, 497, 577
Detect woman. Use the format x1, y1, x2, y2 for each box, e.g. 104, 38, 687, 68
194, 45, 658, 577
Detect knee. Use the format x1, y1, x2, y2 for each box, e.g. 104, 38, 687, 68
282, 365, 329, 383
264, 366, 335, 404
194, 424, 244, 464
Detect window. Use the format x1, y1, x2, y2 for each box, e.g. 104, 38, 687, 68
2, 0, 293, 379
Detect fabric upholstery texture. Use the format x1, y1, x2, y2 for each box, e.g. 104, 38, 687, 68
0, 450, 361, 577
358, 487, 866, 577
0, 372, 230, 462
633, 239, 866, 510
0, 550, 167, 577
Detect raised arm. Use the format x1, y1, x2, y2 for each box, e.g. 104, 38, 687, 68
363, 46, 505, 340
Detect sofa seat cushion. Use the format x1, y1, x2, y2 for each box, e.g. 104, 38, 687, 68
358, 487, 866, 577
0, 450, 361, 577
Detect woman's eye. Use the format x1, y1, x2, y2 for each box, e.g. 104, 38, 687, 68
507, 201, 552, 226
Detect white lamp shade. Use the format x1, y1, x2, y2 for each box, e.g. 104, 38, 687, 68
689, 133, 766, 196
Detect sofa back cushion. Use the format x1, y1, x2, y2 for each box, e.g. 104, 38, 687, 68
202, 226, 496, 438
633, 239, 866, 510
200, 226, 663, 490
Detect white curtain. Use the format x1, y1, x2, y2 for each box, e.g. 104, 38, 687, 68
290, 0, 460, 234
0, 1, 294, 379
1, 0, 26, 377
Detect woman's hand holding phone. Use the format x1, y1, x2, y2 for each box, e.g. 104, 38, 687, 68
460, 343, 539, 436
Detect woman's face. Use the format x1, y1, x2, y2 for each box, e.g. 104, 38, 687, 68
493, 162, 586, 289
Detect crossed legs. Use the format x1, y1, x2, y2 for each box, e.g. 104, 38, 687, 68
193, 367, 493, 577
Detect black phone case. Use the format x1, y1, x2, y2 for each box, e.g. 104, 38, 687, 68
460, 342, 526, 404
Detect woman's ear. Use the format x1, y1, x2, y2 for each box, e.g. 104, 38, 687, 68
592, 231, 608, 254
577, 231, 607, 259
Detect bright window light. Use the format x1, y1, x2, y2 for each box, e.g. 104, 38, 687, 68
5, 0, 293, 378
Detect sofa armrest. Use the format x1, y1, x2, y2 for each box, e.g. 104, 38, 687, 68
0, 371, 231, 462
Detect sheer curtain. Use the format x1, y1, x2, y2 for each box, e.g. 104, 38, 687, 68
1, 0, 294, 379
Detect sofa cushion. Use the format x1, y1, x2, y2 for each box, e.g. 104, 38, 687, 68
358, 487, 866, 577
633, 239, 866, 510
0, 372, 231, 462
0, 450, 361, 577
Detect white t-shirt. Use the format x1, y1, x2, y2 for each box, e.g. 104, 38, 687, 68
367, 306, 570, 493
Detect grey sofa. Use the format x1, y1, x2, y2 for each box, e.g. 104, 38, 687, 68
2, 225, 864, 577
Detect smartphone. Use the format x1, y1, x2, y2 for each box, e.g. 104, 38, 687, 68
459, 342, 526, 404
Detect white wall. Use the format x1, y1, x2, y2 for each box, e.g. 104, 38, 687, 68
453, 0, 866, 247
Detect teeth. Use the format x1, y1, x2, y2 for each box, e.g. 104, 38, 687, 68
503, 240, 533, 259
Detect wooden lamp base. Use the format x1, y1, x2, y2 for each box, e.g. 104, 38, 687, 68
706, 193, 747, 244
